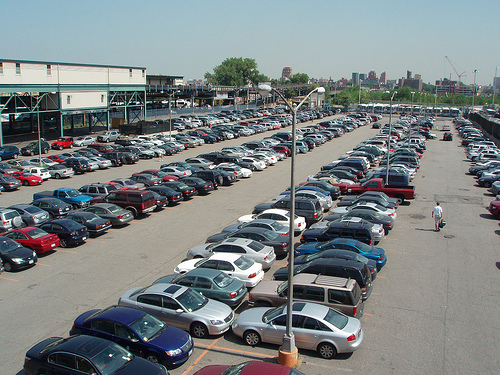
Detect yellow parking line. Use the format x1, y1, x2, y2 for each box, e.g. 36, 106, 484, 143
57, 249, 78, 253
364, 313, 373, 316
110, 229, 127, 233
371, 292, 380, 295
377, 275, 387, 278
37, 263, 51, 267
86, 239, 107, 244
194, 342, 276, 359
182, 337, 221, 375
0, 276, 19, 281
385, 248, 397, 251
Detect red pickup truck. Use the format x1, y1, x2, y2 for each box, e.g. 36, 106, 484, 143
346, 178, 415, 202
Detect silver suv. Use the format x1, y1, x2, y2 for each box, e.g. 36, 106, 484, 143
0, 208, 24, 232
97, 130, 120, 143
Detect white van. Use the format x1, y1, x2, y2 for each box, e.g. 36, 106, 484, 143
442, 124, 451, 131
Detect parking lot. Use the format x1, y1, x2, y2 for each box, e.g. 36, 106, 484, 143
1, 116, 499, 375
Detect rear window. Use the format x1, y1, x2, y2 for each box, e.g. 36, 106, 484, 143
323, 308, 348, 329
247, 241, 265, 252
3, 211, 18, 220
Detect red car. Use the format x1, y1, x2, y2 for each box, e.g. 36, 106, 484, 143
136, 169, 179, 182
193, 361, 304, 375
8, 171, 43, 186
51, 136, 74, 150
46, 155, 70, 164
4, 227, 60, 254
487, 200, 500, 218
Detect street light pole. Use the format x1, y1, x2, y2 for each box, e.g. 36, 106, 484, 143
492, 67, 498, 107
258, 84, 325, 366
385, 91, 397, 186
472, 69, 478, 111
410, 92, 415, 116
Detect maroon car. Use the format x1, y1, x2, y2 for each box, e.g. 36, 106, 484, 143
193, 361, 304, 375
134, 169, 178, 182
487, 200, 500, 217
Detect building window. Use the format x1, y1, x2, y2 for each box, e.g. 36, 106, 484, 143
129, 69, 132, 78
67, 95, 71, 105
16, 63, 21, 75
142, 69, 145, 78
0, 62, 3, 74
47, 64, 51, 76
101, 94, 105, 103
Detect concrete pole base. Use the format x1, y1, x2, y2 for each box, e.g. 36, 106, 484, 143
278, 346, 299, 367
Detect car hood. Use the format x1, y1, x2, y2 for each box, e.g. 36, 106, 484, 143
188, 243, 212, 255
237, 214, 255, 223
198, 299, 233, 321
235, 306, 269, 325
175, 259, 202, 273
2, 246, 36, 260
151, 325, 192, 351
222, 224, 240, 233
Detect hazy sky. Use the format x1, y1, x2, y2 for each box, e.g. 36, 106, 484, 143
2, 0, 499, 86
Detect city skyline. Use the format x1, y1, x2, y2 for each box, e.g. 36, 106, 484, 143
1, 0, 499, 86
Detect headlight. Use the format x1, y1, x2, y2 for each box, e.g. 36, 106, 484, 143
210, 319, 224, 325
11, 258, 24, 264
166, 348, 182, 356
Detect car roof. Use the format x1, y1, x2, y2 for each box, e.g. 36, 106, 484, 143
143, 283, 187, 298
42, 335, 115, 357
220, 237, 256, 246
84, 306, 145, 326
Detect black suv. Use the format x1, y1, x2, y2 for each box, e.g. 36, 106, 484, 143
191, 170, 224, 189
253, 196, 323, 226
64, 158, 91, 174
300, 219, 373, 245
272, 258, 373, 301
20, 141, 50, 156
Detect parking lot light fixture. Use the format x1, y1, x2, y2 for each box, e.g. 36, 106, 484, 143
258, 84, 325, 365
385, 91, 397, 186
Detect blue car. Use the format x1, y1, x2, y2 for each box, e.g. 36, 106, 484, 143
294, 237, 387, 270
70, 305, 194, 367
0, 145, 20, 160
39, 219, 88, 248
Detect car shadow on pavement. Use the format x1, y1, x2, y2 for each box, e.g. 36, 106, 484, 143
479, 213, 499, 220
414, 228, 436, 232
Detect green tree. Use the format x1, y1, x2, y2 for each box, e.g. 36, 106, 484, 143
289, 73, 309, 84
205, 57, 265, 86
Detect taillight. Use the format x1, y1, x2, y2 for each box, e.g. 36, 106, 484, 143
353, 307, 357, 316
59, 208, 63, 213
282, 232, 289, 236
313, 212, 318, 218
117, 215, 123, 219
229, 292, 237, 297
361, 286, 367, 293
370, 268, 375, 274
347, 334, 356, 342
369, 240, 372, 245
388, 213, 394, 217
378, 255, 383, 260
263, 255, 268, 261
281, 242, 287, 248
248, 273, 257, 279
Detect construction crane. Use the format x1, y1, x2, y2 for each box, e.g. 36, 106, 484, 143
445, 56, 466, 85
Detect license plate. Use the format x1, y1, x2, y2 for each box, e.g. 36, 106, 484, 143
51, 243, 56, 247
188, 348, 193, 356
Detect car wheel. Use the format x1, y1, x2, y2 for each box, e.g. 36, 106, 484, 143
126, 207, 138, 218
146, 353, 160, 364
190, 322, 208, 338
4, 262, 13, 272
60, 238, 68, 248
485, 182, 492, 188
30, 151, 34, 156
55, 173, 61, 179
23, 180, 29, 186
243, 330, 261, 346
317, 342, 337, 359
43, 148, 49, 154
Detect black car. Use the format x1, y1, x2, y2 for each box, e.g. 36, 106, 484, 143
66, 212, 112, 236
219, 170, 237, 186
190, 170, 224, 189
148, 186, 183, 205
0, 236, 37, 272
64, 157, 91, 174
253, 196, 324, 226
31, 198, 72, 219
0, 174, 22, 191
20, 141, 50, 156
325, 209, 394, 234
149, 190, 169, 210
40, 219, 88, 247
24, 335, 168, 375
102, 151, 124, 166
118, 151, 139, 164
301, 219, 374, 245
130, 174, 162, 187
161, 181, 198, 199
179, 177, 214, 195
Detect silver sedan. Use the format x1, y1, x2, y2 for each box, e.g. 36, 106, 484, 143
118, 283, 234, 338
232, 301, 363, 359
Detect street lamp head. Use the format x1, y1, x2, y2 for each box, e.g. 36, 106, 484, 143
316, 87, 326, 94
257, 84, 272, 98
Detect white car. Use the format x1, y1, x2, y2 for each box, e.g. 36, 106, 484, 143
161, 166, 192, 177
238, 208, 306, 234
88, 156, 112, 169
241, 157, 266, 171
23, 166, 51, 180
174, 253, 265, 287
73, 136, 96, 147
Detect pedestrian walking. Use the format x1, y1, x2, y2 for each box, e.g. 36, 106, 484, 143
431, 202, 443, 231
158, 151, 164, 162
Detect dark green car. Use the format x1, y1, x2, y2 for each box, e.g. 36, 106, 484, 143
154, 268, 247, 308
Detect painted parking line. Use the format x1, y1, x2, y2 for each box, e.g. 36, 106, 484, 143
86, 239, 107, 244
385, 248, 397, 251
56, 249, 78, 253
37, 263, 51, 267
109, 229, 127, 233
193, 342, 276, 359
0, 276, 19, 281
364, 313, 373, 316
377, 275, 387, 278
182, 337, 221, 375
371, 292, 380, 295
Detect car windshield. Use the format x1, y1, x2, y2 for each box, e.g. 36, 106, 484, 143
262, 305, 286, 323
66, 189, 81, 197
323, 308, 348, 330
91, 341, 133, 375
213, 272, 234, 288
176, 288, 208, 312
129, 314, 165, 342
0, 238, 23, 253
25, 228, 49, 239
234, 256, 253, 270
105, 205, 123, 214
155, 171, 168, 177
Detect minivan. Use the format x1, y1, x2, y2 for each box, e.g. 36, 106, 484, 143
272, 258, 373, 300
248, 273, 364, 318
272, 196, 323, 226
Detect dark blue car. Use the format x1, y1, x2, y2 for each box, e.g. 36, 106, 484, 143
0, 145, 20, 160
294, 237, 387, 270
70, 305, 193, 367
39, 219, 88, 248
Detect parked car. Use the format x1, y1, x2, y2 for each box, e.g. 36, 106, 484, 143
31, 197, 72, 219
24, 335, 169, 375
179, 177, 214, 195
118, 283, 235, 338
154, 268, 247, 308
73, 135, 96, 147
161, 181, 198, 199
90, 189, 157, 217
20, 140, 50, 156
248, 273, 364, 318
69, 305, 194, 367
39, 219, 89, 247
238, 209, 306, 235
82, 203, 134, 226
47, 164, 75, 179
129, 173, 162, 187
66, 212, 112, 236
111, 178, 144, 190
9, 171, 43, 186
147, 186, 183, 206
23, 166, 51, 180
232, 301, 363, 359
175, 253, 264, 287
0, 174, 22, 190
0, 208, 25, 233
253, 196, 324, 226
78, 183, 122, 197
97, 130, 121, 142
64, 157, 91, 174
8, 204, 50, 226
4, 227, 60, 254
0, 236, 38, 271
0, 145, 20, 160
193, 361, 304, 375
51, 136, 74, 150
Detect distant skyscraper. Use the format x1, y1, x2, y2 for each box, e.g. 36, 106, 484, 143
281, 66, 292, 80
493, 77, 500, 90
360, 73, 366, 81
368, 70, 377, 80
352, 72, 360, 85
379, 72, 387, 84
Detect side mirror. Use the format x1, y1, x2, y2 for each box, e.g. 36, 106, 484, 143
176, 309, 184, 314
